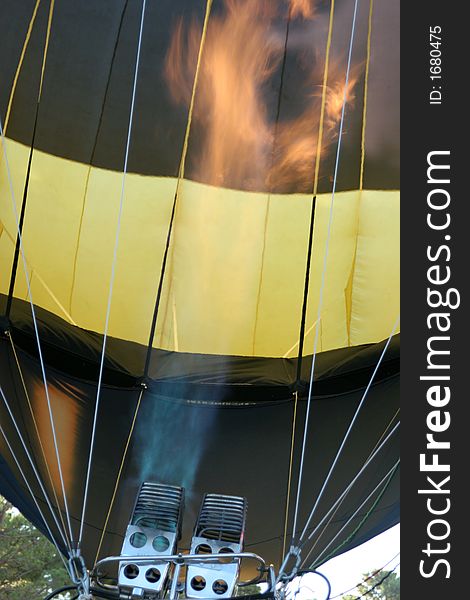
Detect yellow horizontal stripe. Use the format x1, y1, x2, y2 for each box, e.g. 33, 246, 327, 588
1, 138, 399, 357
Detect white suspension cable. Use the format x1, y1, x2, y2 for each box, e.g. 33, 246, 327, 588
299, 315, 400, 542
0, 384, 71, 553
290, 0, 361, 544
0, 419, 70, 572
0, 118, 74, 547
303, 459, 400, 569
277, 420, 399, 582
5, 329, 71, 546
296, 406, 400, 564
303, 420, 399, 546
78, 0, 147, 547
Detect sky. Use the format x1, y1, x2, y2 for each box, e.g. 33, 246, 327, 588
286, 524, 400, 599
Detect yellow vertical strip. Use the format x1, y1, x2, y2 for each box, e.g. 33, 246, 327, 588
346, 0, 374, 343
6, 0, 56, 312
172, 299, 179, 351
176, 0, 213, 184
38, 0, 55, 99
359, 0, 374, 191
281, 391, 299, 560
158, 0, 213, 347
93, 388, 145, 566
312, 0, 336, 196
0, 223, 76, 323
279, 4, 336, 559
3, 0, 42, 133
7, 332, 71, 548
252, 1, 336, 355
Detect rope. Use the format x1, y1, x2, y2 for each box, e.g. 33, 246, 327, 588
6, 331, 70, 547
281, 0, 336, 362
68, 0, 130, 315
5, 0, 55, 318
290, 0, 361, 551
78, 0, 147, 547
370, 409, 400, 454
0, 385, 70, 555
312, 0, 336, 197
281, 189, 316, 557
0, 114, 74, 548
299, 316, 400, 542
93, 387, 145, 565
277, 420, 399, 582
307, 459, 399, 568
252, 3, 292, 354
297, 407, 400, 563
282, 0, 336, 551
0, 420, 69, 573
359, 0, 374, 191
301, 421, 399, 549
2, 0, 61, 511
281, 391, 299, 562
2, 0, 42, 134
346, 0, 374, 345
143, 0, 213, 377
295, 197, 317, 385
279, 0, 336, 361
283, 318, 320, 358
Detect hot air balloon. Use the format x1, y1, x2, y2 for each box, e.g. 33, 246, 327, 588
0, 0, 399, 598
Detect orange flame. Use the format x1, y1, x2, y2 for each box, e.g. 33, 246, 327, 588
288, 0, 317, 20
165, 0, 360, 193
325, 75, 358, 131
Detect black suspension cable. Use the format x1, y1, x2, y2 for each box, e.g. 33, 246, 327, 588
349, 562, 400, 600
273, 7, 311, 570
142, 0, 213, 379
279, 197, 316, 564
295, 196, 316, 386
329, 552, 400, 599
89, 0, 129, 166
253, 5, 292, 361
5, 15, 50, 314
270, 6, 291, 180
5, 101, 39, 318
143, 193, 178, 378
68, 0, 129, 313
5, 1, 54, 318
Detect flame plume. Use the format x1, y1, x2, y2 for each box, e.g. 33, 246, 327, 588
288, 0, 317, 20
165, 0, 360, 193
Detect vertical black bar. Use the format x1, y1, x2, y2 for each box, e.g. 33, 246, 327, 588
401, 3, 465, 599
5, 102, 40, 318
4, 0, 52, 319
295, 196, 316, 387
269, 9, 291, 189
143, 194, 178, 379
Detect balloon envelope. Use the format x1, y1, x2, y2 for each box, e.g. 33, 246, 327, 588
0, 0, 399, 576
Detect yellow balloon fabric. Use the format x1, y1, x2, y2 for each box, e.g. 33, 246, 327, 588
1, 138, 398, 358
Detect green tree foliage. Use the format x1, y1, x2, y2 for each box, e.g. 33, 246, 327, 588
236, 583, 262, 596
0, 496, 72, 599
342, 569, 400, 600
